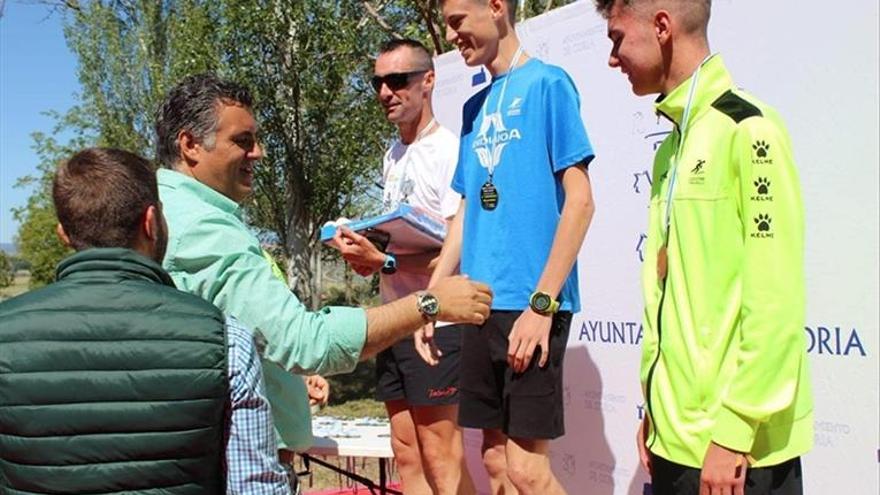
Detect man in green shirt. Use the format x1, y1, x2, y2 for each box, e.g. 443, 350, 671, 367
155, 73, 492, 487
594, 1, 813, 494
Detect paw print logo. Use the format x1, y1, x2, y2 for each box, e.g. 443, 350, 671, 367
754, 177, 770, 195
753, 140, 770, 158
754, 214, 772, 232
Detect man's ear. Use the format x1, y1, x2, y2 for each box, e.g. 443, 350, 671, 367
423, 69, 436, 92
142, 204, 161, 242
55, 223, 72, 248
178, 129, 200, 166
489, 0, 507, 20
654, 10, 672, 44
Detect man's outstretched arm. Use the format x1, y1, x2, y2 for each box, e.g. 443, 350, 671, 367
361, 273, 491, 360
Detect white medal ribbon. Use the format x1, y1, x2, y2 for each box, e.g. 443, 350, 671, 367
479, 45, 526, 179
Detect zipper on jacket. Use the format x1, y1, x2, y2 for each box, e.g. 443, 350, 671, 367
644, 274, 668, 450
645, 108, 677, 449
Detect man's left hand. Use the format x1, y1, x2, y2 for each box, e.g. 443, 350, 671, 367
700, 441, 747, 495
305, 375, 330, 408
507, 309, 552, 373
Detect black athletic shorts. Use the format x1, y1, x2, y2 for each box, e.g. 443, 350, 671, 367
375, 324, 463, 407
650, 454, 803, 495
457, 310, 572, 439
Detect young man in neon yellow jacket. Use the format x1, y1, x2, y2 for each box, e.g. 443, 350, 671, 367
594, 1, 813, 494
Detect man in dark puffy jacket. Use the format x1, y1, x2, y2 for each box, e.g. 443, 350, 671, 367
0, 148, 290, 494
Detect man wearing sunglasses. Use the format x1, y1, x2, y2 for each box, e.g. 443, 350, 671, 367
332, 39, 473, 495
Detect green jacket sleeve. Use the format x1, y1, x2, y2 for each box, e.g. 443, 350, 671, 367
167, 212, 367, 376
711, 114, 807, 453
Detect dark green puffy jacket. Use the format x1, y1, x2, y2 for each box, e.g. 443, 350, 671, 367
0, 248, 228, 493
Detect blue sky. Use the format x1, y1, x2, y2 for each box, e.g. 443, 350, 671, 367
0, 3, 79, 245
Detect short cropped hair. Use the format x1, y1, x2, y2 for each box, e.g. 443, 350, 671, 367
379, 39, 434, 71
53, 148, 158, 251
439, 0, 518, 25
155, 73, 253, 169
593, 0, 711, 34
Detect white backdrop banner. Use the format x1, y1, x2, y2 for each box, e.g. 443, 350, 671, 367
431, 1, 879, 494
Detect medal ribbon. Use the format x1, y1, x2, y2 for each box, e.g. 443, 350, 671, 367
479, 44, 526, 180
661, 54, 713, 244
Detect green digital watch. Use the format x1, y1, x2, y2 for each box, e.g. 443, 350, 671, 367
529, 291, 560, 315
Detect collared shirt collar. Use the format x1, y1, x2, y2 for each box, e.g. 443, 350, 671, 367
157, 168, 245, 220
654, 54, 734, 127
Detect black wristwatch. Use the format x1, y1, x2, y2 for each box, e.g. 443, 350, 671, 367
416, 291, 440, 322
381, 253, 398, 274
529, 291, 560, 315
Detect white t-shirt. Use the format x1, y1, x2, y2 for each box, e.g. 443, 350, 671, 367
380, 125, 460, 305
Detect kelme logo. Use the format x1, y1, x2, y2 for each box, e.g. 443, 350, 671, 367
751, 213, 774, 238
751, 177, 773, 202
752, 140, 773, 164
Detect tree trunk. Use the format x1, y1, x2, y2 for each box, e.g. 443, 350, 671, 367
285, 220, 319, 310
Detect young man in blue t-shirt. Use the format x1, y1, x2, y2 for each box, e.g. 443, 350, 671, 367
422, 1, 596, 493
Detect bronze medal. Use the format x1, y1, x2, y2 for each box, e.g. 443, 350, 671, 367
657, 245, 668, 281
480, 181, 499, 210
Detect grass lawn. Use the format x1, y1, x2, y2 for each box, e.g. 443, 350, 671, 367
0, 272, 30, 301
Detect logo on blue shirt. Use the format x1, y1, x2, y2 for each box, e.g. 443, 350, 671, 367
507, 97, 524, 116
472, 112, 523, 171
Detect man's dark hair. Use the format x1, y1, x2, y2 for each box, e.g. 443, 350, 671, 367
53, 148, 158, 251
379, 38, 434, 71
593, 0, 620, 17
154, 73, 253, 169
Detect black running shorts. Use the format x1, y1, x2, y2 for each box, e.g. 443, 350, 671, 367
457, 310, 572, 439
375, 324, 463, 406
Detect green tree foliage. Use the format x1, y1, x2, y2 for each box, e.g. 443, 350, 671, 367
61, 0, 223, 156
0, 251, 14, 288
12, 114, 90, 287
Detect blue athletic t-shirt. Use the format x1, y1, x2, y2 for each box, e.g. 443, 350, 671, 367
452, 58, 594, 312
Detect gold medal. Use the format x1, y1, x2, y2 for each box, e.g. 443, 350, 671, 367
657, 245, 668, 281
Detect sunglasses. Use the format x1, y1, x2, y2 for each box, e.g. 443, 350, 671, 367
371, 70, 428, 92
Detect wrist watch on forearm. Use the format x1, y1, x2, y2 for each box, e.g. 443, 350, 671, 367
416, 290, 440, 322
529, 291, 560, 315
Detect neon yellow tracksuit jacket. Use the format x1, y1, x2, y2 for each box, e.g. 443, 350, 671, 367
641, 55, 813, 468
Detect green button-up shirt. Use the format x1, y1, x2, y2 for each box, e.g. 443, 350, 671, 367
158, 169, 367, 449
